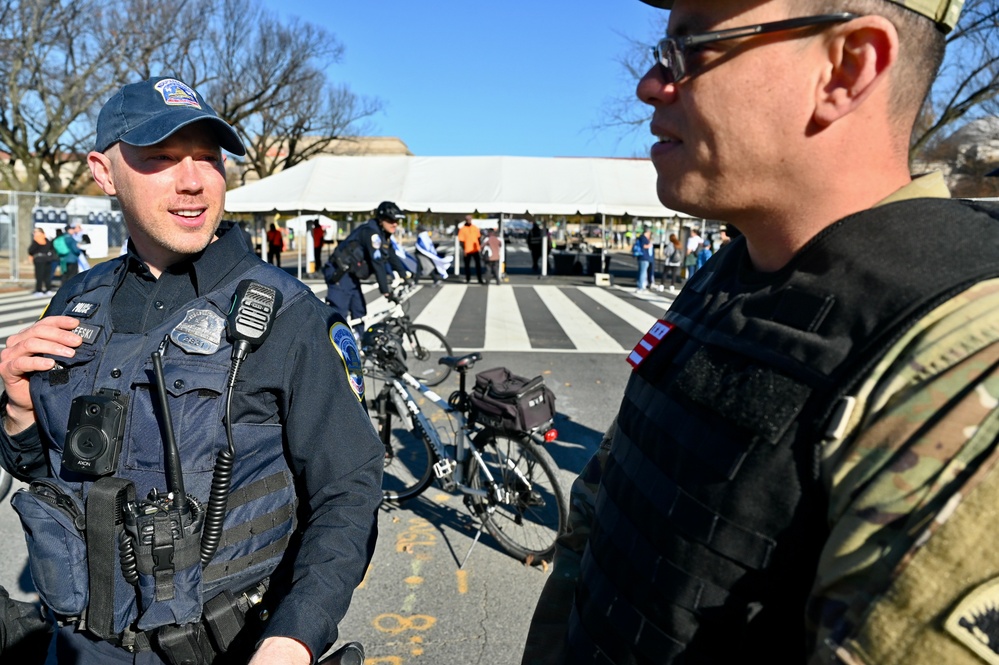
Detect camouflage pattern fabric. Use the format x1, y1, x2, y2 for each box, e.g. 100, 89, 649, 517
810, 277, 999, 664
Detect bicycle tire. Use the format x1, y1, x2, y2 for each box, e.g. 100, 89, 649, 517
0, 467, 12, 503
399, 324, 452, 386
467, 431, 568, 564
376, 393, 436, 502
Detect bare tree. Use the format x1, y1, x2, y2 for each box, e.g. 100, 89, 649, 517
600, 1, 999, 164
912, 0, 999, 156
0, 0, 380, 190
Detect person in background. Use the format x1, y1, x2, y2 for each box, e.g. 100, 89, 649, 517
415, 225, 451, 286
324, 201, 412, 325
634, 226, 654, 293
458, 216, 485, 284
310, 219, 325, 275
266, 222, 284, 267
522, 0, 999, 663
528, 221, 545, 273
482, 228, 503, 285
52, 225, 82, 281
663, 232, 682, 293
27, 228, 56, 297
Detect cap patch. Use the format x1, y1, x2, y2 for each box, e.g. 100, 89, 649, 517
154, 78, 202, 109
946, 577, 999, 664
330, 322, 365, 402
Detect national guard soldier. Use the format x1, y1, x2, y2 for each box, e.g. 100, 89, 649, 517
523, 1, 999, 664
0, 76, 382, 664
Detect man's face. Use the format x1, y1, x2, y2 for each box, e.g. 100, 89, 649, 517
637, 0, 821, 220
380, 218, 399, 234
88, 122, 226, 274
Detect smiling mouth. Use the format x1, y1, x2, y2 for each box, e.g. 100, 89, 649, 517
172, 209, 205, 219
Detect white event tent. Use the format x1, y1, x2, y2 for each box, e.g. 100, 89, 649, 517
225, 154, 687, 219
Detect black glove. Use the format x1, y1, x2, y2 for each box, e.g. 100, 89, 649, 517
384, 292, 399, 304
0, 586, 52, 659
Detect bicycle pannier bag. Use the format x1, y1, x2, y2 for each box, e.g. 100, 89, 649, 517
470, 367, 556, 434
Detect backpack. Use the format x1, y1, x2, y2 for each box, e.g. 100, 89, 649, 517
53, 235, 70, 257
631, 238, 644, 257
324, 238, 369, 284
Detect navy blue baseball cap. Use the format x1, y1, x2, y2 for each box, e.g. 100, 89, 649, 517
94, 76, 245, 155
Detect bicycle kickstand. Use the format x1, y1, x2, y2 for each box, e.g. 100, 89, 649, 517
459, 518, 488, 570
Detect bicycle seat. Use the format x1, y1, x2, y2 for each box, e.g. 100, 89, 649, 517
439, 352, 482, 369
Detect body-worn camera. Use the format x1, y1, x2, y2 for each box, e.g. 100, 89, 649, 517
62, 388, 128, 477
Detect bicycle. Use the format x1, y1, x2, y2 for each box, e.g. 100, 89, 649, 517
352, 283, 453, 387
362, 326, 568, 566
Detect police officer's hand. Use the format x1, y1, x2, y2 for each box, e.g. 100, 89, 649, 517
384, 292, 399, 305
0, 316, 81, 434
249, 636, 311, 665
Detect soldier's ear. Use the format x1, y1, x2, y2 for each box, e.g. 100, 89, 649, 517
812, 15, 898, 128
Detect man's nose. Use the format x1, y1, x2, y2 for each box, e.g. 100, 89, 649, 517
637, 63, 679, 106
175, 158, 206, 193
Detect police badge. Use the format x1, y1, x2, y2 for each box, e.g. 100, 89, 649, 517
170, 309, 226, 355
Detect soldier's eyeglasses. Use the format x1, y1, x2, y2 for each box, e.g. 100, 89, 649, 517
651, 13, 858, 83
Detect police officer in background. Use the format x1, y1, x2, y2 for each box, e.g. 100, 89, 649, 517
324, 201, 411, 324
0, 76, 382, 664
524, 1, 999, 664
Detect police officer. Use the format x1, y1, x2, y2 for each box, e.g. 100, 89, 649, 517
324, 201, 411, 324
0, 76, 382, 664
523, 1, 999, 664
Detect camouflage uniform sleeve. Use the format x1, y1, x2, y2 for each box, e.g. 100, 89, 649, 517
808, 279, 999, 664
521, 417, 616, 665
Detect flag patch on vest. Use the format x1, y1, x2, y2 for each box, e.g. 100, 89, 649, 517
946, 577, 999, 664
170, 309, 225, 355
627, 319, 672, 370
66, 301, 99, 318
329, 322, 365, 402
72, 323, 101, 345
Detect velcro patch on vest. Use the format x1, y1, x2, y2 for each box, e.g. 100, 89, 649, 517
627, 319, 673, 370
674, 346, 811, 444
946, 577, 999, 664
329, 322, 364, 402
72, 323, 101, 345
65, 301, 99, 318
170, 309, 225, 355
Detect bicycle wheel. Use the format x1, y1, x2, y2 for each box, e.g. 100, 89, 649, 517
400, 324, 452, 386
0, 467, 11, 502
375, 395, 435, 502
468, 431, 568, 564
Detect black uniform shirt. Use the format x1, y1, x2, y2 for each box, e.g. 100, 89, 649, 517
0, 223, 382, 659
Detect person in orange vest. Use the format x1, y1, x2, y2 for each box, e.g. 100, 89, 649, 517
266, 223, 284, 268
457, 216, 484, 284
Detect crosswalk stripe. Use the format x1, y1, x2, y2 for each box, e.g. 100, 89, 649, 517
0, 281, 671, 354
576, 286, 659, 333
484, 285, 532, 351
532, 285, 625, 353
413, 284, 466, 334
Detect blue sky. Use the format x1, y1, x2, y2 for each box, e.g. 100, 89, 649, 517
258, 0, 665, 158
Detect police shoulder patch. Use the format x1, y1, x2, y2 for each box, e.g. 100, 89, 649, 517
946, 577, 999, 664
370, 234, 382, 250
329, 322, 365, 402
